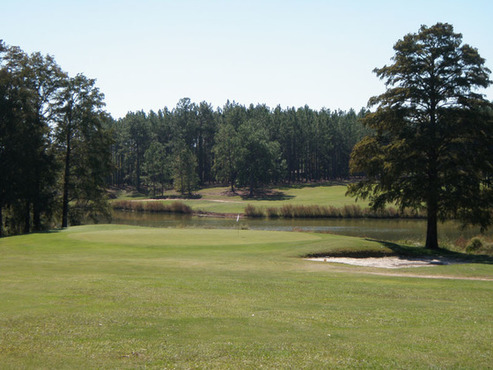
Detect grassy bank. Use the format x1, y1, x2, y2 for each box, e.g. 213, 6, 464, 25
1, 225, 493, 368
111, 184, 372, 216
111, 185, 426, 219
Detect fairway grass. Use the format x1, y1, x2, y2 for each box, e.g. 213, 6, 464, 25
1, 225, 493, 368
118, 184, 370, 215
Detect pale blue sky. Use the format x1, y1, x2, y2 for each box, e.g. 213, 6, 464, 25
2, 0, 492, 118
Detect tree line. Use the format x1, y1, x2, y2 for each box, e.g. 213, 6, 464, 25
1, 40, 368, 236
0, 41, 112, 236
108, 99, 368, 196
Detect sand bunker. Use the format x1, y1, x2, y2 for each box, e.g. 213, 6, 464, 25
305, 256, 462, 269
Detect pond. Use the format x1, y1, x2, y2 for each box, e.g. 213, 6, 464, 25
111, 211, 489, 245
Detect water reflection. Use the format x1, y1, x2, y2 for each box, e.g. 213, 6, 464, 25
111, 211, 488, 244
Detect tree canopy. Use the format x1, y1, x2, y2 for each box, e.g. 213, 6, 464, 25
0, 41, 113, 236
54, 74, 113, 227
348, 23, 493, 249
108, 102, 367, 196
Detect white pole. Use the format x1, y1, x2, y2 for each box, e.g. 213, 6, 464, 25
236, 214, 240, 237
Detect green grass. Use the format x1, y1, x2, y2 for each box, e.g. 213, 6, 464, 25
1, 225, 493, 368
115, 184, 370, 215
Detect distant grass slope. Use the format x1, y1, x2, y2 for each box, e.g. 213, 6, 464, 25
1, 225, 493, 368
113, 184, 369, 215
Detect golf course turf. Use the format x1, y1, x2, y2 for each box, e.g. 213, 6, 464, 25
1, 225, 492, 368
113, 184, 371, 215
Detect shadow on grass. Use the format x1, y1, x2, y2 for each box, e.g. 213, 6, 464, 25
371, 240, 493, 264
42, 229, 62, 234
240, 190, 295, 201
151, 194, 202, 200
277, 180, 351, 190
0, 229, 63, 239
305, 239, 493, 265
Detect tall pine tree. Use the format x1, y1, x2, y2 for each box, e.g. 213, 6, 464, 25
348, 23, 493, 249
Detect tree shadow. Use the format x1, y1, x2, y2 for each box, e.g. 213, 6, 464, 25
368, 239, 493, 265
278, 180, 351, 190
305, 239, 493, 265
152, 194, 202, 200
240, 190, 295, 201
27, 229, 63, 236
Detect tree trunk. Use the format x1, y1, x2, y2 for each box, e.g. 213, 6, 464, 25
0, 204, 3, 238
62, 133, 71, 228
425, 198, 439, 249
249, 171, 254, 197
198, 134, 204, 185
136, 158, 141, 192
32, 176, 42, 231
24, 200, 31, 234
425, 99, 440, 250
33, 197, 41, 231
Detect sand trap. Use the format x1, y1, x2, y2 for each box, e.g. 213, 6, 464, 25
305, 256, 463, 269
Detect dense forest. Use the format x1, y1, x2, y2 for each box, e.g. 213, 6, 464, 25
109, 99, 368, 196
1, 41, 367, 236
0, 42, 113, 236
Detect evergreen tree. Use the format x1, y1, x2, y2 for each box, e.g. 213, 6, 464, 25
212, 123, 241, 192
348, 23, 493, 249
54, 74, 112, 227
236, 120, 283, 197
173, 142, 199, 196
143, 141, 170, 196
120, 111, 152, 191
1, 44, 64, 232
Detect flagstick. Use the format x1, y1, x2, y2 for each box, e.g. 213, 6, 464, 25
236, 214, 240, 237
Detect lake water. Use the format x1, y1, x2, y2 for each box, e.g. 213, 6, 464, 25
111, 211, 488, 244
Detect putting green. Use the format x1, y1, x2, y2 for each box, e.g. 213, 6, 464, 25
68, 227, 321, 247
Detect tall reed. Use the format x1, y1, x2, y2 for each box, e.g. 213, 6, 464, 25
244, 204, 265, 217
244, 204, 425, 219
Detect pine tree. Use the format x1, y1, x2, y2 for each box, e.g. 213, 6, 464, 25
348, 23, 493, 249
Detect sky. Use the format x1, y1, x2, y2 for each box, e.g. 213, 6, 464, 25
2, 0, 493, 119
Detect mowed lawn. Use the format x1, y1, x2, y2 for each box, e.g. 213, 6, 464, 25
158, 184, 370, 214
1, 225, 493, 368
